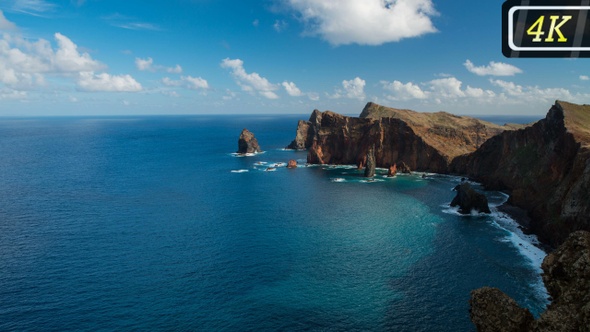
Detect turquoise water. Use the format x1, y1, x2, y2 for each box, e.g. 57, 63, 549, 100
0, 115, 546, 331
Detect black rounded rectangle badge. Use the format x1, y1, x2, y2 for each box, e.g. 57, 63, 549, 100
503, 0, 590, 57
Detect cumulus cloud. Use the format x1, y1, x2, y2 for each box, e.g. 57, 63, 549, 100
135, 57, 182, 73
0, 31, 142, 94
282, 81, 303, 96
580, 75, 589, 81
286, 0, 437, 45
77, 72, 142, 92
489, 79, 589, 104
381, 77, 496, 102
381, 80, 427, 100
0, 10, 17, 30
330, 77, 366, 99
220, 58, 279, 99
464, 60, 522, 76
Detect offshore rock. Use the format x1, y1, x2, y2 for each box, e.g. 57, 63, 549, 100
237, 128, 262, 154
387, 164, 397, 177
470, 231, 590, 331
290, 102, 517, 173
364, 145, 376, 178
397, 161, 412, 174
287, 159, 297, 168
470, 287, 535, 332
451, 101, 590, 247
450, 182, 491, 214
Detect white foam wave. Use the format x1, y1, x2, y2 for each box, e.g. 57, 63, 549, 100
331, 178, 346, 183
231, 169, 249, 173
359, 178, 385, 183
230, 151, 266, 157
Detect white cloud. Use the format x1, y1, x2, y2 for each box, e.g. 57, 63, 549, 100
77, 72, 142, 92
53, 33, 104, 72
183, 76, 208, 90
381, 76, 496, 103
489, 79, 587, 103
286, 0, 437, 45
273, 20, 288, 32
464, 60, 522, 76
330, 77, 366, 100
136, 57, 182, 73
220, 58, 279, 99
135, 57, 154, 71
428, 77, 465, 98
0, 88, 27, 100
162, 76, 208, 91
0, 10, 17, 30
381, 80, 427, 100
282, 81, 303, 96
167, 64, 182, 74
580, 75, 589, 81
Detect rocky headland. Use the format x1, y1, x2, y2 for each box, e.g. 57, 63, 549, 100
451, 101, 590, 247
288, 100, 590, 248
287, 102, 523, 173
287, 100, 590, 330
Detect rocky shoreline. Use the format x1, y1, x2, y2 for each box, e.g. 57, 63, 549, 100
287, 100, 590, 249
285, 100, 590, 331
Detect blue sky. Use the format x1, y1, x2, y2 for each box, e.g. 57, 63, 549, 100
0, 0, 589, 116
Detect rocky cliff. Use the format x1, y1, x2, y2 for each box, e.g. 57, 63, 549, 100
451, 101, 590, 247
287, 102, 519, 173
470, 230, 590, 331
237, 128, 261, 154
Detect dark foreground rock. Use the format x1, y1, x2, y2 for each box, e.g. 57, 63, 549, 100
450, 182, 491, 214
237, 128, 261, 154
470, 230, 590, 331
470, 287, 535, 332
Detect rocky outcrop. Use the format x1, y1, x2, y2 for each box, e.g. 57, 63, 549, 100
470, 231, 590, 331
450, 182, 491, 214
237, 129, 261, 154
364, 145, 376, 178
290, 102, 517, 173
287, 159, 297, 168
397, 161, 412, 174
387, 164, 397, 177
470, 287, 535, 332
451, 101, 590, 247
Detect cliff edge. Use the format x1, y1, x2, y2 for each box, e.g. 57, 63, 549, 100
287, 102, 520, 173
451, 101, 590, 247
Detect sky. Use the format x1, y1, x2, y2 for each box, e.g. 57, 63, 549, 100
1, 0, 590, 116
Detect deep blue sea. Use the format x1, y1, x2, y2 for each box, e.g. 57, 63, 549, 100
0, 115, 547, 331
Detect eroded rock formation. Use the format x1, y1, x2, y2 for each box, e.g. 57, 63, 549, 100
237, 128, 261, 154
450, 182, 491, 214
470, 231, 590, 331
364, 145, 376, 178
288, 102, 518, 173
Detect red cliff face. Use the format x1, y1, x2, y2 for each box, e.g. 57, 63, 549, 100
289, 102, 517, 174
451, 101, 590, 247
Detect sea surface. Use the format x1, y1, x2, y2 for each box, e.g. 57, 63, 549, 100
0, 114, 547, 331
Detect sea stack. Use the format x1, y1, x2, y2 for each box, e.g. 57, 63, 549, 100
237, 128, 261, 154
364, 145, 376, 178
450, 182, 491, 214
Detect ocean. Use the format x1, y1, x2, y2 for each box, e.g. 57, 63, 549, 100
0, 114, 546, 331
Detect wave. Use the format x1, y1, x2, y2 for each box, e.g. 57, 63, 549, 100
231, 169, 249, 173
230, 151, 266, 157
